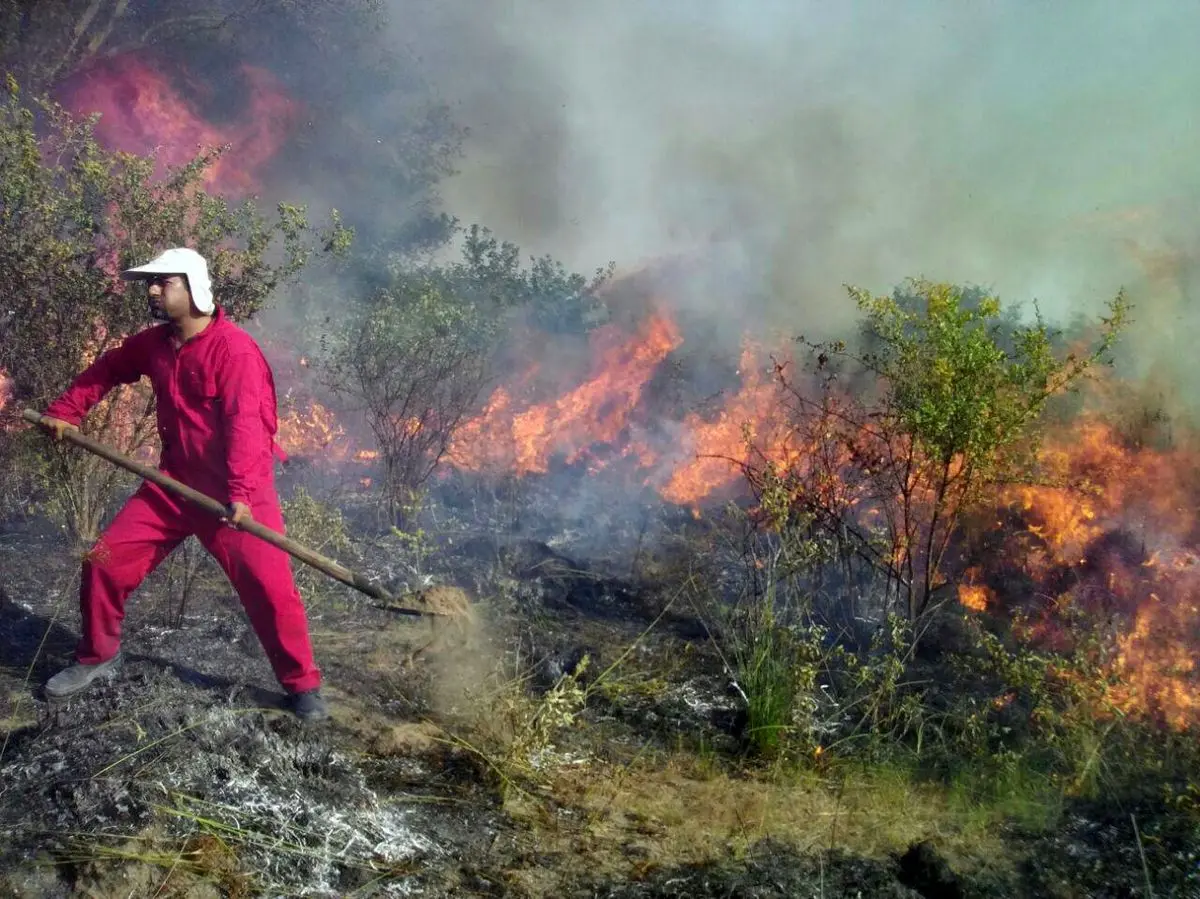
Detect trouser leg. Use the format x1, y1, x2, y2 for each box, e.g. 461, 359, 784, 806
77, 483, 189, 665
199, 490, 321, 693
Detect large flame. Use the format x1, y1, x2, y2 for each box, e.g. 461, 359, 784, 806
659, 343, 797, 506
981, 418, 1200, 729
444, 309, 805, 505
61, 56, 298, 196
448, 311, 684, 476
8, 235, 1198, 731
436, 297, 1200, 729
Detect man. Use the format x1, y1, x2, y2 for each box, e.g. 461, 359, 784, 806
38, 247, 327, 722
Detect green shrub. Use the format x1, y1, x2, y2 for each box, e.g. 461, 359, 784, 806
280, 487, 357, 608
0, 75, 349, 544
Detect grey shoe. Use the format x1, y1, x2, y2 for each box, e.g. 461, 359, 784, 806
44, 652, 124, 699
288, 689, 329, 722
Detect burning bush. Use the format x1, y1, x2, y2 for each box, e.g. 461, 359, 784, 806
321, 276, 495, 526
749, 278, 1129, 624
0, 75, 351, 542
661, 280, 1132, 766
321, 225, 612, 526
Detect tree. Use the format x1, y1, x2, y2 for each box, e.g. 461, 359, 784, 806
321, 276, 496, 527
750, 278, 1129, 624
0, 1, 382, 91
321, 225, 612, 527
0, 75, 351, 543
0, 0, 463, 254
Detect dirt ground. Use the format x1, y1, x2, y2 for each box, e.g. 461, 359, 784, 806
1, 514, 1195, 898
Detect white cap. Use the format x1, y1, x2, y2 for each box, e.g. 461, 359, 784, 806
121, 247, 214, 314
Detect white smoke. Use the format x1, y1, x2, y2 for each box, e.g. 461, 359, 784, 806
391, 0, 1200, 345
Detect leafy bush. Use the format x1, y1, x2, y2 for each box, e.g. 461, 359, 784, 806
677, 280, 1142, 781
749, 278, 1128, 623
321, 275, 498, 527
0, 75, 350, 543
321, 226, 611, 526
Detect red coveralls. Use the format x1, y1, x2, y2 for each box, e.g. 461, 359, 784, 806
45, 307, 321, 694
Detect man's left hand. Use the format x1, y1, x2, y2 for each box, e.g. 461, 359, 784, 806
225, 502, 253, 529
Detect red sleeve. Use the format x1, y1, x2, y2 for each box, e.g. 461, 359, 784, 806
217, 349, 269, 506
44, 334, 147, 425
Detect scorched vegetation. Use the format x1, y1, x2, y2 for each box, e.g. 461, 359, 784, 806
1, 30, 1198, 899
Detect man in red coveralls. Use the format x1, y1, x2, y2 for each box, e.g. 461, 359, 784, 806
37, 247, 327, 721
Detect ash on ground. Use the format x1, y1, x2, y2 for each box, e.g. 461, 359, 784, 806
0, 522, 502, 898
1, 669, 463, 897
3, 481, 1198, 898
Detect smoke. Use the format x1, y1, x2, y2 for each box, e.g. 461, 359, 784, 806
44, 2, 1200, 411
392, 0, 1200, 351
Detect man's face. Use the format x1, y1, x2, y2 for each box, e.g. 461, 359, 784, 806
145, 274, 192, 322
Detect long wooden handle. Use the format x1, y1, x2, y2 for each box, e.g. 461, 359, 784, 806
21, 408, 428, 617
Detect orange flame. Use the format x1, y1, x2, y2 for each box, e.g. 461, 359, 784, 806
448, 311, 683, 476
445, 310, 807, 506
659, 343, 797, 506
61, 56, 298, 196
1112, 588, 1199, 729
442, 292, 1200, 729
958, 566, 994, 612
276, 402, 350, 461
990, 417, 1200, 728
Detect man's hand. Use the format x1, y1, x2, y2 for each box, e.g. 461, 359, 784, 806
224, 502, 253, 529
40, 416, 78, 442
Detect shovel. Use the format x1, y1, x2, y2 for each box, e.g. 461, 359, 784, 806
21, 408, 463, 619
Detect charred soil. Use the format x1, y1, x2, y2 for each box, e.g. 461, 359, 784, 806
0, 508, 1196, 898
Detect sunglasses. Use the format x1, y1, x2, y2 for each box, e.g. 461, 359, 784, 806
144, 274, 186, 288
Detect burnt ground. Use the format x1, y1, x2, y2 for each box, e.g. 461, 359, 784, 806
1, 485, 1198, 897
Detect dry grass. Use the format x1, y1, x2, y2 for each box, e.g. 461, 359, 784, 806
0, 686, 36, 736
62, 827, 254, 899
325, 594, 1024, 894
303, 591, 1041, 897
501, 752, 1019, 895
400, 584, 474, 618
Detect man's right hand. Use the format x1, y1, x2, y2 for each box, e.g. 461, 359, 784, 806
41, 416, 78, 441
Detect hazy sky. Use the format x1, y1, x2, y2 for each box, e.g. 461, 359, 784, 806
397, 0, 1199, 341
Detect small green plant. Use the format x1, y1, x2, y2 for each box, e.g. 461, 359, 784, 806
435, 591, 685, 799
382, 523, 436, 592
281, 487, 356, 606
670, 497, 836, 761
834, 614, 926, 762
436, 655, 591, 800
731, 596, 794, 757
507, 655, 590, 770
724, 591, 834, 760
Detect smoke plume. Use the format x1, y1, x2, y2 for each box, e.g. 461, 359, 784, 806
400, 1, 1199, 357
46, 2, 1200, 404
